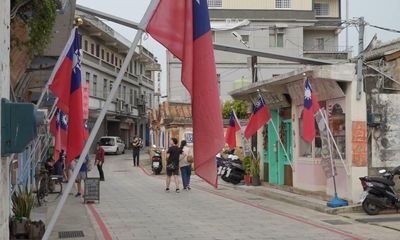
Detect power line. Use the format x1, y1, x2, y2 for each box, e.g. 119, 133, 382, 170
368, 24, 400, 34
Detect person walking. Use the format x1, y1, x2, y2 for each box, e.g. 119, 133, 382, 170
95, 142, 105, 181
166, 138, 181, 193
132, 136, 142, 167
74, 155, 89, 197
179, 140, 193, 190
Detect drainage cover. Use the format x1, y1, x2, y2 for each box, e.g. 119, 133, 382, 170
58, 231, 85, 238
322, 220, 351, 225
356, 217, 400, 223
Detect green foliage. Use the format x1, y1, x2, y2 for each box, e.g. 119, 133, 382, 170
242, 156, 252, 175
11, 0, 57, 56
222, 100, 249, 119
250, 155, 260, 177
11, 186, 35, 220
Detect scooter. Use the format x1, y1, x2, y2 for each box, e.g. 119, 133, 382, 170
359, 165, 400, 215
152, 148, 163, 175
220, 155, 245, 185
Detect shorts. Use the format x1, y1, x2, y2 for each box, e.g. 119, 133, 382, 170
166, 168, 179, 177
75, 171, 87, 183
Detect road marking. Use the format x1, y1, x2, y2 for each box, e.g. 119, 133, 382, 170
87, 203, 113, 240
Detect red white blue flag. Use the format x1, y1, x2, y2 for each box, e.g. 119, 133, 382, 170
50, 108, 68, 161
48, 27, 85, 167
147, 0, 224, 187
244, 96, 271, 140
302, 78, 320, 143
225, 111, 241, 149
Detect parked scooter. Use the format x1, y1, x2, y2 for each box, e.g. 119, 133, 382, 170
359, 165, 400, 215
220, 154, 245, 185
151, 146, 163, 175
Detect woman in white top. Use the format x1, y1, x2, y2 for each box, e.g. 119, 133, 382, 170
179, 140, 192, 190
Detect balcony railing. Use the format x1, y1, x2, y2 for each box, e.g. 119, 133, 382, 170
303, 46, 353, 53
303, 46, 353, 60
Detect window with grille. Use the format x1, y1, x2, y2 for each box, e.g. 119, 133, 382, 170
207, 0, 222, 7
315, 2, 329, 16
93, 75, 97, 96
276, 0, 291, 8
315, 38, 325, 50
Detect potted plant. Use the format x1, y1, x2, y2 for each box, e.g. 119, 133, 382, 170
10, 186, 35, 238
242, 156, 252, 185
251, 156, 261, 186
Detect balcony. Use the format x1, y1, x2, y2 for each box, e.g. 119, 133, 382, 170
303, 46, 352, 60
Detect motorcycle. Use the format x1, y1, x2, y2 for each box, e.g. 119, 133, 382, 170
220, 154, 245, 185
151, 147, 163, 175
359, 165, 400, 215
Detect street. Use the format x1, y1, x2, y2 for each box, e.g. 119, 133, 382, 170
78, 152, 400, 240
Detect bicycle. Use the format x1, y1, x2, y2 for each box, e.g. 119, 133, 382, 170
36, 168, 63, 206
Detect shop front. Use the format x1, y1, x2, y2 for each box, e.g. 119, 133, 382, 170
231, 64, 368, 202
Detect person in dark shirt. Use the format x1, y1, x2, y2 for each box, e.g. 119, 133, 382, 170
165, 138, 181, 193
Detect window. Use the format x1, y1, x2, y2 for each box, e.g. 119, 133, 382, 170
96, 44, 100, 57
84, 40, 88, 51
134, 90, 138, 106
212, 31, 216, 42
110, 81, 113, 93
315, 1, 329, 16
93, 75, 97, 96
207, 0, 222, 7
111, 53, 114, 64
217, 73, 221, 96
329, 104, 346, 159
119, 59, 122, 68
269, 28, 284, 48
101, 49, 104, 60
115, 57, 118, 66
129, 89, 133, 104
90, 43, 94, 55
106, 52, 110, 62
315, 38, 325, 50
118, 85, 121, 98
130, 61, 133, 74
103, 79, 108, 98
276, 0, 291, 8
299, 110, 312, 158
140, 64, 143, 74
85, 72, 90, 85
134, 61, 138, 75
149, 93, 152, 108
123, 86, 127, 101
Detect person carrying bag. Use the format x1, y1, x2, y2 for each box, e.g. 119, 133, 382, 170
179, 140, 193, 190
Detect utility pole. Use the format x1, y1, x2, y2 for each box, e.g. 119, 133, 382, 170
0, 0, 10, 238
356, 17, 365, 100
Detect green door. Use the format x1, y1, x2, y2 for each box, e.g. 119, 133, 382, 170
265, 110, 293, 185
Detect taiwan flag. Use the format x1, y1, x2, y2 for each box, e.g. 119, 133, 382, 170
50, 109, 68, 161
48, 27, 85, 167
244, 96, 271, 140
225, 111, 241, 149
302, 78, 320, 143
147, 0, 224, 187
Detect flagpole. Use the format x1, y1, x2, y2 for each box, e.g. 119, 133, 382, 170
323, 109, 338, 196
231, 107, 257, 161
256, 90, 294, 170
317, 109, 349, 176
42, 1, 160, 239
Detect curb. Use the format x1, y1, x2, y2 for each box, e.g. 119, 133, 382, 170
220, 184, 363, 215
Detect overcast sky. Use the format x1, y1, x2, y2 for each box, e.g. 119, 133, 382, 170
76, 0, 400, 96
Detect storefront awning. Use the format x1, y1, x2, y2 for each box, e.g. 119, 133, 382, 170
229, 64, 355, 107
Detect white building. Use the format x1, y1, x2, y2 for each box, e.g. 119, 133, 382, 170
167, 0, 350, 103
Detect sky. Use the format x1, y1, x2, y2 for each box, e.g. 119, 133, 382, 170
76, 0, 400, 96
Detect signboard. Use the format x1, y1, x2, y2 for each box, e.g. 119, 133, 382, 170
82, 83, 90, 119
84, 178, 100, 203
184, 132, 193, 144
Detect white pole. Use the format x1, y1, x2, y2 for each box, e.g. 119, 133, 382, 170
318, 109, 349, 176
42, 1, 160, 239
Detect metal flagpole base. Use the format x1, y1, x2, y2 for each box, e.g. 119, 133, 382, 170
327, 193, 348, 208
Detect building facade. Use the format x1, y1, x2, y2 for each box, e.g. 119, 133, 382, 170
167, 0, 349, 103
76, 11, 159, 149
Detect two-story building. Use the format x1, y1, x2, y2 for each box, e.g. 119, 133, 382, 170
76, 11, 159, 148
167, 0, 350, 103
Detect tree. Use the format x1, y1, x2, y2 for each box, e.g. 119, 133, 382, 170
222, 100, 249, 119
